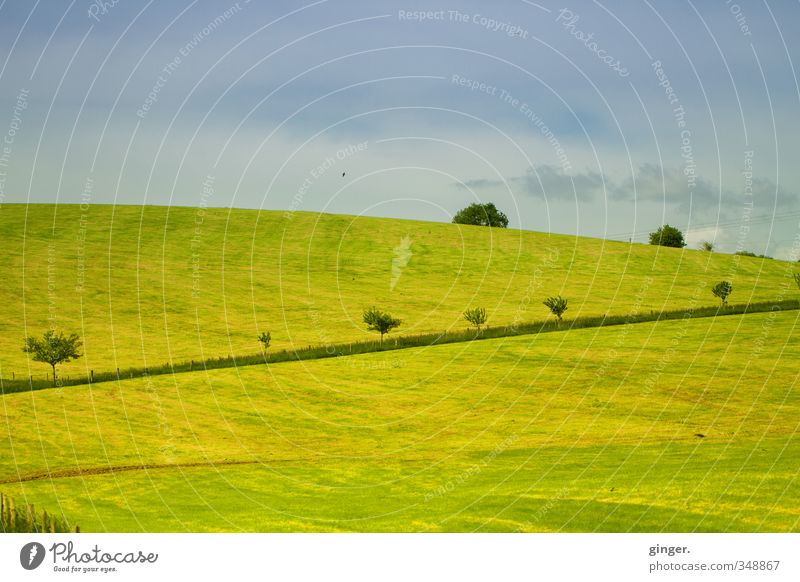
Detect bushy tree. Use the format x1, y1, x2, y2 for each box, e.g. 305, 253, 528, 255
543, 295, 568, 322
257, 331, 271, 351
363, 307, 401, 347
700, 241, 714, 252
22, 329, 82, 386
463, 307, 487, 331
649, 224, 686, 248
712, 281, 732, 306
452, 202, 509, 228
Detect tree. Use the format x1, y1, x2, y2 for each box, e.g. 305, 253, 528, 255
452, 202, 509, 228
700, 241, 714, 252
649, 224, 686, 248
22, 330, 82, 386
463, 307, 487, 331
363, 307, 401, 347
543, 295, 568, 323
711, 281, 732, 306
257, 331, 271, 351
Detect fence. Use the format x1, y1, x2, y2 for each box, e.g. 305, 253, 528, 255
0, 492, 79, 533
1, 299, 798, 396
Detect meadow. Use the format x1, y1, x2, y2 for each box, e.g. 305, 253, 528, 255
1, 310, 797, 532
0, 204, 796, 384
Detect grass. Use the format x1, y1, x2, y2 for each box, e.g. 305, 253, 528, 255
2, 298, 798, 395
1, 310, 797, 532
1, 203, 798, 384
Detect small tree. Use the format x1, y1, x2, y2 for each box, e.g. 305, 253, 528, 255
649, 224, 686, 248
463, 307, 487, 331
711, 281, 732, 306
700, 241, 714, 252
257, 331, 271, 351
363, 307, 401, 347
22, 329, 82, 386
452, 202, 509, 228
543, 295, 568, 323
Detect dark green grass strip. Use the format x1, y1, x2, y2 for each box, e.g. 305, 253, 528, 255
2, 299, 797, 395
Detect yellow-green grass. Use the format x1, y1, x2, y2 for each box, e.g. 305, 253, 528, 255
1, 204, 797, 383
1, 311, 797, 531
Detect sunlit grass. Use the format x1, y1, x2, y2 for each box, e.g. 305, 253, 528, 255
1, 204, 796, 383
2, 311, 797, 532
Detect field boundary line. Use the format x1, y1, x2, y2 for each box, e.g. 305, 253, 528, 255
2, 299, 798, 395
0, 458, 269, 484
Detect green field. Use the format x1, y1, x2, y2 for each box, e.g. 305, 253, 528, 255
1, 310, 798, 532
1, 204, 798, 532
0, 204, 796, 381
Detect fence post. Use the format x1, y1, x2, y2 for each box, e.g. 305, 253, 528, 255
9, 496, 16, 532
1, 493, 8, 532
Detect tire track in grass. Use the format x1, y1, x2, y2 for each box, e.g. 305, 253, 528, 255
0, 458, 268, 484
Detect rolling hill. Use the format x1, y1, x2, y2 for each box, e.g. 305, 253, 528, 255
0, 204, 796, 384
0, 310, 797, 531
0, 204, 798, 531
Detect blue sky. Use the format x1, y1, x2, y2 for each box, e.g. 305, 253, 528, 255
1, 0, 798, 257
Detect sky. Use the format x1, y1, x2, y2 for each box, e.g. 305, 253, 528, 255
0, 0, 799, 258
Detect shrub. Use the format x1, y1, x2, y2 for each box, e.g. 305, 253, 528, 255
735, 250, 772, 259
